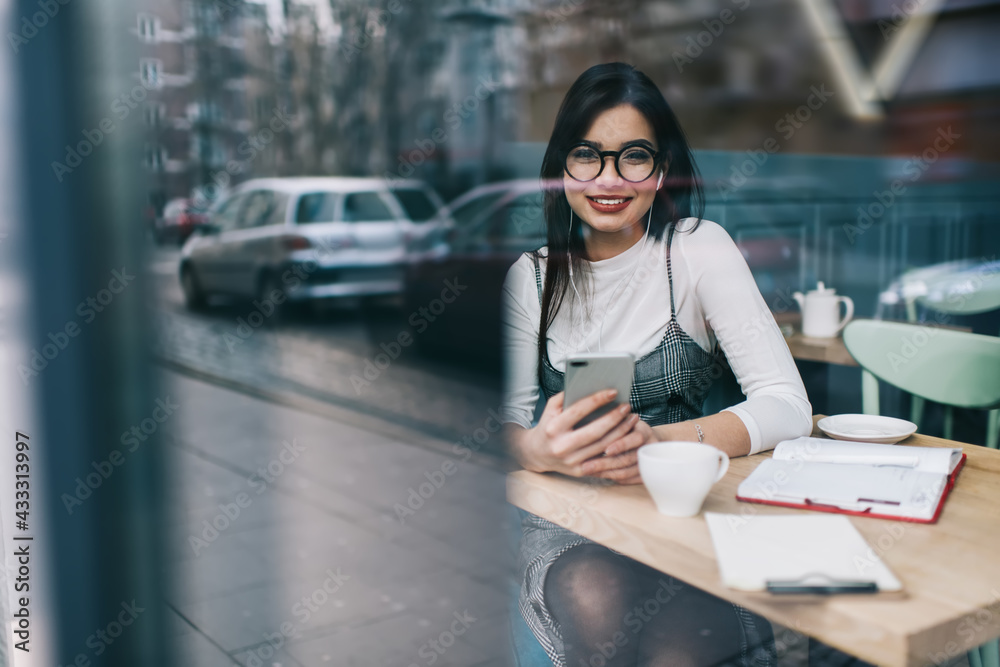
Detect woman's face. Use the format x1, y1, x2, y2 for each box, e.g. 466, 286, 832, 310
563, 104, 664, 246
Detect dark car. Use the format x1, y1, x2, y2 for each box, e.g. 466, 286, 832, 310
404, 182, 548, 369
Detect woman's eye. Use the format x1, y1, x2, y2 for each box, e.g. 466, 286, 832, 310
570, 148, 599, 161
622, 149, 652, 163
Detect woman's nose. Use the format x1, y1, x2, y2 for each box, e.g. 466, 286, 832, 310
594, 156, 624, 187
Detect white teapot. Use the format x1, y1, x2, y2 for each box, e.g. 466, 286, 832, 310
793, 282, 854, 338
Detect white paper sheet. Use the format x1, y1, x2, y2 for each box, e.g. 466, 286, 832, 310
705, 513, 903, 592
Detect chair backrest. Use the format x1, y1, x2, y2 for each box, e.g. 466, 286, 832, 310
843, 320, 1000, 410
911, 260, 1000, 316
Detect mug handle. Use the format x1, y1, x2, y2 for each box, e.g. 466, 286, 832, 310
714, 451, 730, 482
835, 296, 854, 335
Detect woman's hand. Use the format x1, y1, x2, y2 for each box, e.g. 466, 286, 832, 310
513, 390, 643, 480
577, 417, 658, 485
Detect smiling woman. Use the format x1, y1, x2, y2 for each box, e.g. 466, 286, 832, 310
500, 62, 813, 667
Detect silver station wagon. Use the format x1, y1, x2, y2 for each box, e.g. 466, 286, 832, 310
179, 177, 447, 311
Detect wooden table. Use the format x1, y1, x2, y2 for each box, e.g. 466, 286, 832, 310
772, 311, 858, 367
507, 419, 1000, 667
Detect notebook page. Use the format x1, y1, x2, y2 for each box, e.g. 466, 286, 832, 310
773, 437, 961, 474
739, 459, 947, 521
705, 513, 903, 592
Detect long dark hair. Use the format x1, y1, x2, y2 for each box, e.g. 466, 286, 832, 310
534, 62, 704, 385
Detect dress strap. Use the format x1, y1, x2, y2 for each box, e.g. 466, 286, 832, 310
531, 253, 543, 305
666, 223, 678, 318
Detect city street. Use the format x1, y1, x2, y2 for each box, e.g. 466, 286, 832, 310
148, 246, 515, 665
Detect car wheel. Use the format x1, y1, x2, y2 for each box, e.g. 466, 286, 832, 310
180, 264, 208, 311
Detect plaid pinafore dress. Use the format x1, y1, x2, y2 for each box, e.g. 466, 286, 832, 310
516, 225, 776, 667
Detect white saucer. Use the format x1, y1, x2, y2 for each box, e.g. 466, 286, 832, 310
817, 414, 918, 444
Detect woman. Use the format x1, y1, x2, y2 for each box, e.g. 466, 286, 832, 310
501, 63, 813, 666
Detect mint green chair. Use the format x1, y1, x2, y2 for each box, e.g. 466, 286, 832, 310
844, 319, 1000, 667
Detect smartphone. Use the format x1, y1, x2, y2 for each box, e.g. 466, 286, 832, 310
563, 352, 636, 428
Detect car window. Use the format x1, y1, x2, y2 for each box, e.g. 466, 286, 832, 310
342, 191, 392, 222
265, 192, 289, 226
451, 192, 504, 227
295, 192, 337, 224
239, 191, 270, 229
212, 193, 247, 231
239, 190, 288, 229
390, 188, 437, 222
489, 192, 546, 241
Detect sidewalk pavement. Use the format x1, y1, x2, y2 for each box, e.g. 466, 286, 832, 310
162, 367, 514, 666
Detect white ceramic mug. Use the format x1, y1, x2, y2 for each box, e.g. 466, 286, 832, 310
638, 442, 729, 517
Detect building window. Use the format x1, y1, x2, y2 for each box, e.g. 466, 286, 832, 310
140, 59, 162, 88
144, 102, 165, 127
143, 144, 167, 171
137, 14, 159, 42
190, 134, 225, 167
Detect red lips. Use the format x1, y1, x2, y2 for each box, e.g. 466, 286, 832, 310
586, 196, 633, 214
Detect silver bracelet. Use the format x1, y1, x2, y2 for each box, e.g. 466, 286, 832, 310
694, 423, 704, 443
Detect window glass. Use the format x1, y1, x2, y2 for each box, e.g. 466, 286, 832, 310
489, 192, 546, 241
240, 191, 286, 228
295, 192, 337, 224
265, 192, 289, 226
391, 188, 437, 222
212, 193, 246, 231
342, 192, 391, 222
451, 192, 504, 227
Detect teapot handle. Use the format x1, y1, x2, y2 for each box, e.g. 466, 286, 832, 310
836, 296, 854, 334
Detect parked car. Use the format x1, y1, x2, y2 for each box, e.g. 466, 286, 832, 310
155, 198, 208, 245
179, 177, 447, 313
404, 180, 548, 367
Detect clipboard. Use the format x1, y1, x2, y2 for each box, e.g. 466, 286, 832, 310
705, 513, 903, 593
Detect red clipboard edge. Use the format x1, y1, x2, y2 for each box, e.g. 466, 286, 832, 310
735, 453, 968, 525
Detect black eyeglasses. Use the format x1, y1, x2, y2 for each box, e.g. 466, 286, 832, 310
564, 142, 661, 183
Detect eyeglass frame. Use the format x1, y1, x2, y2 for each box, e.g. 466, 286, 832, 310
563, 141, 664, 183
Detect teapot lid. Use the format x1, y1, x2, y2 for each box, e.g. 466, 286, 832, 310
809, 281, 836, 294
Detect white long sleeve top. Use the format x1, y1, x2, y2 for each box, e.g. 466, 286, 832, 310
500, 217, 812, 455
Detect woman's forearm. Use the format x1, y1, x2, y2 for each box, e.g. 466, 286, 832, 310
650, 411, 751, 458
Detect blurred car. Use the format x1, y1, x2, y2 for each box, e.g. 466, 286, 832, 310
154, 198, 208, 245
179, 177, 446, 312
404, 180, 548, 366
